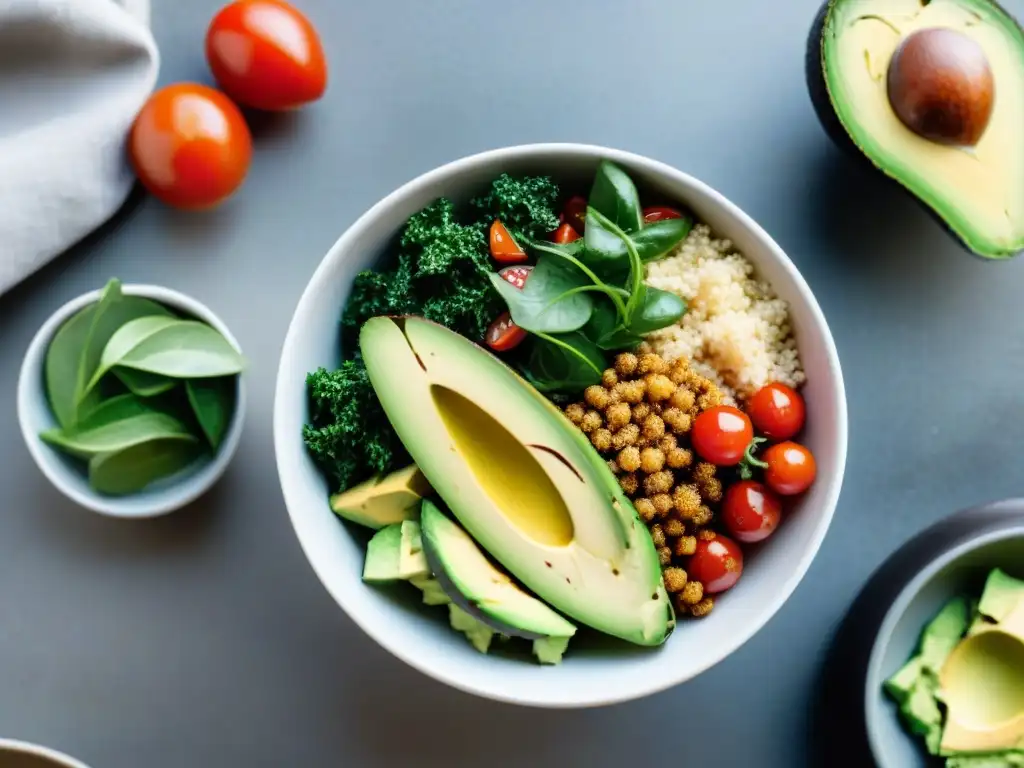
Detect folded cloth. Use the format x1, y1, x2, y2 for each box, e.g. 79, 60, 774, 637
0, 0, 159, 296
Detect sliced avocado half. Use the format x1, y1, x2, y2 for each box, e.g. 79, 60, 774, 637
808, 0, 1024, 258
359, 316, 673, 647
419, 498, 577, 641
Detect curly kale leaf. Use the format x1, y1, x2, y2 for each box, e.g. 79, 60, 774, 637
470, 174, 561, 243
302, 359, 410, 492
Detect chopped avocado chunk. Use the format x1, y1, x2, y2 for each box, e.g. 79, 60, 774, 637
815, 0, 1024, 258
532, 636, 571, 665
362, 524, 404, 583
398, 520, 429, 579
409, 576, 452, 606
359, 316, 672, 646
448, 604, 495, 653
419, 499, 577, 642
330, 464, 431, 529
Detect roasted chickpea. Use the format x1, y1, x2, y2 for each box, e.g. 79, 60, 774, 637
657, 546, 672, 566
662, 567, 688, 593
697, 390, 725, 411
565, 403, 586, 424
644, 470, 674, 496
680, 580, 704, 605
634, 497, 656, 522
666, 447, 693, 470
692, 462, 717, 483
618, 446, 642, 473
674, 535, 697, 557
638, 353, 669, 375
690, 597, 714, 617
646, 374, 676, 402
692, 505, 714, 527
619, 472, 639, 495
580, 410, 603, 433
640, 447, 666, 473
614, 352, 638, 377
601, 368, 619, 388
612, 423, 640, 450
621, 380, 646, 404
591, 428, 613, 452
670, 387, 696, 411
606, 402, 632, 431
650, 523, 666, 548
632, 402, 652, 423
584, 385, 610, 410
663, 518, 685, 537
700, 477, 723, 503
672, 484, 702, 518
651, 493, 673, 517
642, 414, 666, 442
658, 433, 678, 453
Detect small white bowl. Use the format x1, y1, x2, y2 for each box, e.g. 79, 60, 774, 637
273, 143, 848, 707
17, 283, 246, 519
0, 738, 91, 767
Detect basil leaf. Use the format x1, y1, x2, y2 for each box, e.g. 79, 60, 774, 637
89, 317, 245, 391
76, 393, 155, 428
582, 208, 632, 282
522, 332, 604, 392
186, 377, 236, 451
487, 256, 593, 333
114, 368, 177, 398
526, 238, 585, 261
582, 300, 644, 350
588, 160, 643, 233
76, 281, 173, 410
89, 437, 203, 496
636, 218, 693, 263
627, 287, 687, 335
40, 411, 193, 459
45, 305, 99, 430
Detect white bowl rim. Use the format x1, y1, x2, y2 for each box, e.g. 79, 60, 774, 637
864, 520, 1024, 766
273, 141, 849, 707
0, 738, 91, 768
16, 283, 247, 519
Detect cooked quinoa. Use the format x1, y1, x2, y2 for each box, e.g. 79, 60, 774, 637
643, 223, 805, 403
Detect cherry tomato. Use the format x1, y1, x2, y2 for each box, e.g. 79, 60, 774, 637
763, 441, 817, 496
688, 533, 744, 594
499, 265, 533, 290
553, 222, 580, 244
643, 206, 685, 224
485, 312, 526, 351
129, 83, 253, 210
563, 195, 588, 233
489, 220, 527, 263
691, 405, 754, 466
722, 481, 782, 544
205, 0, 327, 111
747, 382, 806, 441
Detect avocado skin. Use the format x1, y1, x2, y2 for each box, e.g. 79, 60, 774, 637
803, 0, 1024, 261
419, 522, 547, 641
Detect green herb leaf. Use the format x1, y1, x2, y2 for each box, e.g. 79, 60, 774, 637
186, 377, 236, 451
88, 437, 202, 496
582, 209, 632, 282
44, 305, 100, 430
586, 207, 645, 323
487, 256, 593, 333
588, 160, 643, 233
76, 393, 156, 427
582, 300, 644, 351
522, 332, 605, 392
635, 218, 693, 262
627, 287, 687, 335
89, 317, 245, 391
39, 411, 193, 459
114, 368, 177, 398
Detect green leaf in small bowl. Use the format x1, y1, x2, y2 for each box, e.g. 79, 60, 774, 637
44, 304, 99, 430
88, 436, 203, 496
87, 317, 245, 392
39, 411, 194, 459
76, 393, 156, 427
114, 368, 177, 398
186, 376, 237, 451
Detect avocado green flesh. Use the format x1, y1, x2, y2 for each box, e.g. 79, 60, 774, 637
822, 0, 1024, 258
359, 316, 672, 646
330, 464, 430, 529
419, 499, 577, 641
361, 520, 429, 582
885, 570, 1024, 763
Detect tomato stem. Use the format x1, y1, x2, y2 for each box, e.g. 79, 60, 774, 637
738, 437, 768, 480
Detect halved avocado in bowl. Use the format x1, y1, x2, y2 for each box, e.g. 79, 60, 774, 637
807, 0, 1024, 259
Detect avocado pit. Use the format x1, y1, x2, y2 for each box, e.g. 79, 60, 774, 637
887, 26, 995, 146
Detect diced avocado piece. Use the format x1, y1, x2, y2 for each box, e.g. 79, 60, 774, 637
921, 597, 971, 671
409, 576, 451, 606
448, 604, 495, 653
419, 499, 577, 642
947, 753, 1024, 768
885, 656, 923, 704
329, 464, 431, 529
360, 316, 672, 647
533, 636, 571, 665
398, 520, 429, 579
808, 0, 1024, 258
362, 524, 404, 582
977, 568, 1024, 623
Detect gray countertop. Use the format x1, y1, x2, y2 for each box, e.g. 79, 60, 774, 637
3, 1, 1024, 765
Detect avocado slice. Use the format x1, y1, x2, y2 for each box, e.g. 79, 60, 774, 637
807, 0, 1024, 258
361, 520, 430, 583
330, 464, 432, 529
359, 316, 672, 647
419, 498, 578, 642
939, 570, 1024, 755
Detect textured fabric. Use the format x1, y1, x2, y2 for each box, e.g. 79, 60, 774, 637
0, 0, 159, 296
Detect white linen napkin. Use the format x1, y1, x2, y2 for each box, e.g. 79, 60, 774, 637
0, 0, 159, 296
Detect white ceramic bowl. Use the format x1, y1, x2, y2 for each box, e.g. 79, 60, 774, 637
273, 143, 848, 707
17, 284, 247, 519
0, 738, 91, 767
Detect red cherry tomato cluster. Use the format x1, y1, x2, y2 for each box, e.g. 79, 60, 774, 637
681, 382, 817, 597
129, 0, 327, 210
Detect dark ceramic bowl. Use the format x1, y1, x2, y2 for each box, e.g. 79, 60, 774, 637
814, 499, 1024, 767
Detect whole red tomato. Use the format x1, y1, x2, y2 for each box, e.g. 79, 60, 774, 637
763, 441, 817, 495
206, 0, 328, 111
129, 83, 252, 210
747, 382, 806, 441
722, 481, 782, 544
691, 405, 754, 466
688, 533, 744, 594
